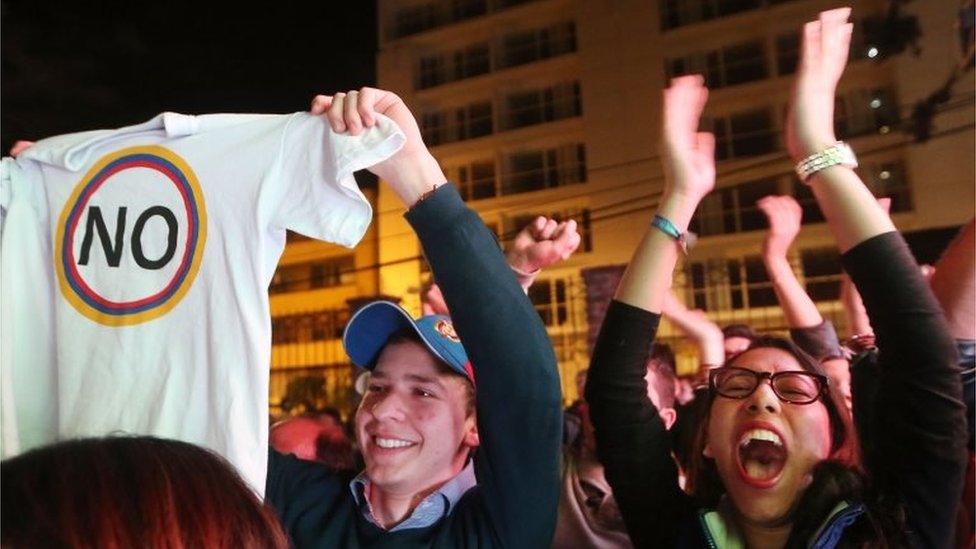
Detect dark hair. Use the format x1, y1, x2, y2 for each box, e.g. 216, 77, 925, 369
1, 436, 288, 549
382, 328, 475, 416
315, 423, 357, 473
317, 406, 343, 426
646, 343, 677, 410
686, 336, 882, 537
721, 323, 758, 342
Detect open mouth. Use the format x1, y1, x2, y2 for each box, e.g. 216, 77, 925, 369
736, 428, 787, 487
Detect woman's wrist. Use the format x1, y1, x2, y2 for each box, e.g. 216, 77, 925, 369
656, 191, 701, 232
793, 135, 839, 163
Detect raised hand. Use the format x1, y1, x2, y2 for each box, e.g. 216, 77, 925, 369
505, 216, 582, 275
757, 195, 803, 259
661, 75, 715, 203
786, 7, 853, 161
310, 87, 444, 206
421, 281, 450, 316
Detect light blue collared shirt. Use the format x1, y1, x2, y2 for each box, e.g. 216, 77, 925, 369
349, 460, 477, 532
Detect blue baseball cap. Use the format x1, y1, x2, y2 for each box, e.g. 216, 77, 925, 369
343, 301, 474, 383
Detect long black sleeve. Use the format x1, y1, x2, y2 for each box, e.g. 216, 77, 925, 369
585, 300, 694, 548
405, 184, 563, 548
842, 232, 967, 549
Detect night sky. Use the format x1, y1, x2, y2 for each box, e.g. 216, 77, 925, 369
1, 1, 377, 153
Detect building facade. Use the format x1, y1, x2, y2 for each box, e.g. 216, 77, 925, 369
269, 0, 974, 411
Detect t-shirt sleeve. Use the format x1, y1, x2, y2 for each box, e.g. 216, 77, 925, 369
271, 112, 404, 247
789, 320, 844, 362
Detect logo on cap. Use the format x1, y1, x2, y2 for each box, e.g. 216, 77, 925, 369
434, 319, 460, 342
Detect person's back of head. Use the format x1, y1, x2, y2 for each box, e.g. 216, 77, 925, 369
1, 436, 288, 549
721, 323, 759, 359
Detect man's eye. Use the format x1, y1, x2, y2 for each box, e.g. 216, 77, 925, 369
413, 388, 435, 398
367, 384, 387, 394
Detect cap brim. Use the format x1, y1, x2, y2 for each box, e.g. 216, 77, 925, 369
342, 301, 452, 370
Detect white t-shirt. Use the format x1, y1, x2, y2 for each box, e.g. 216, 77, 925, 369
0, 111, 404, 493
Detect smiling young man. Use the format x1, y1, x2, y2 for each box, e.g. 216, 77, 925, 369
346, 310, 479, 531
263, 87, 563, 548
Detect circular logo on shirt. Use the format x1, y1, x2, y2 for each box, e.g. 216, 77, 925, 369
54, 145, 207, 326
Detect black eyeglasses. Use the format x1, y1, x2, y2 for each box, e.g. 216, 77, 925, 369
709, 366, 828, 405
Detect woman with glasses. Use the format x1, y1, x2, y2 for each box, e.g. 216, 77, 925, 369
585, 8, 967, 548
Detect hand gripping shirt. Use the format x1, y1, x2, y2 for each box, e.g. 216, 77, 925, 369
0, 112, 404, 494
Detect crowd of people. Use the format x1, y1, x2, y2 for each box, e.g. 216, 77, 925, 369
1, 7, 973, 548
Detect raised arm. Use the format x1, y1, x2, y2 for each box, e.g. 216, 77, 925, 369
757, 195, 822, 329
586, 75, 715, 548
422, 216, 580, 314
787, 11, 967, 548
786, 10, 895, 251
757, 195, 846, 366
837, 198, 890, 341
661, 290, 724, 368
315, 88, 563, 547
614, 77, 715, 312
929, 219, 976, 342
505, 216, 581, 290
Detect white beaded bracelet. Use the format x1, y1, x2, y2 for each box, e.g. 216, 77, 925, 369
795, 142, 858, 182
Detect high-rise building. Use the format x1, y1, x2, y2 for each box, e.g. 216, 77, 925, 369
270, 0, 974, 410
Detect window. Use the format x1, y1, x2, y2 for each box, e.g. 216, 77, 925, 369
743, 256, 777, 307
270, 256, 355, 294
775, 32, 800, 75
691, 178, 779, 236
504, 145, 586, 195
393, 1, 487, 38
455, 44, 491, 79
706, 108, 776, 161
394, 0, 536, 39
667, 40, 768, 89
503, 81, 581, 130
801, 248, 842, 301
861, 160, 912, 213
417, 43, 490, 89
393, 3, 441, 38
421, 111, 447, 145
506, 208, 593, 252
499, 22, 576, 69
661, 0, 789, 30
502, 144, 586, 195
683, 255, 776, 311
418, 55, 447, 89
687, 261, 708, 310
722, 41, 768, 86
455, 160, 497, 201
421, 101, 493, 145
272, 309, 351, 344
835, 88, 899, 139
528, 278, 568, 326
792, 182, 824, 224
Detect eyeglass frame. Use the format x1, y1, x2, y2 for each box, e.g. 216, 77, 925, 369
708, 366, 829, 405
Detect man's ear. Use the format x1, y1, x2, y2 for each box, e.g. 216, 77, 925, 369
463, 416, 480, 448
658, 407, 678, 431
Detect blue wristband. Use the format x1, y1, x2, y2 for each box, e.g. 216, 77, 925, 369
651, 215, 695, 254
